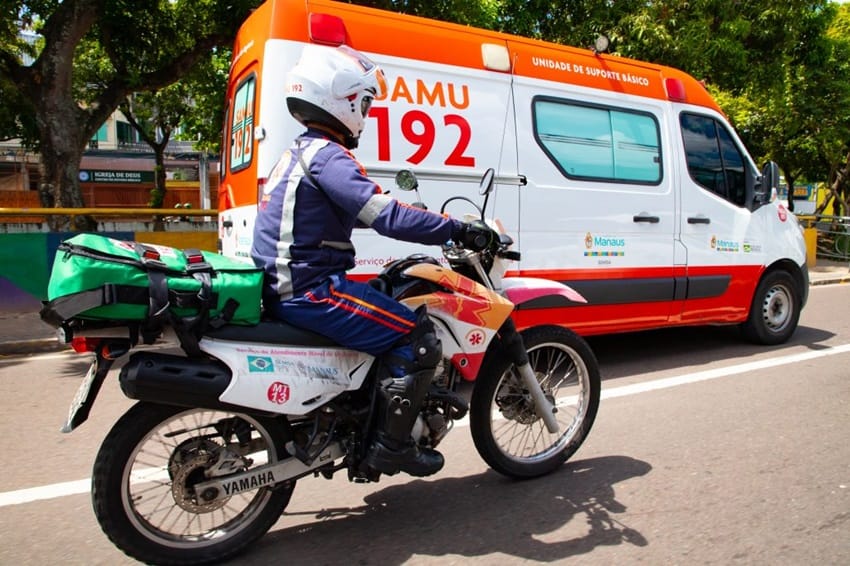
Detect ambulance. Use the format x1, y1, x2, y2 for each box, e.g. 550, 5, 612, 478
218, 0, 809, 345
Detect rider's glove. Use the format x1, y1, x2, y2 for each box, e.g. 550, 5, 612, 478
454, 220, 497, 251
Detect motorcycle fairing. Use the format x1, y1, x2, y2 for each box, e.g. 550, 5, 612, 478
201, 338, 375, 415
399, 263, 515, 380
400, 263, 515, 327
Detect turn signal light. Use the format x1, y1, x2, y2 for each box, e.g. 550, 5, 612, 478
664, 78, 686, 102
71, 337, 101, 353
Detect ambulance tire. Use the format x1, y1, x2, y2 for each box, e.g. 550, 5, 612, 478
741, 270, 801, 345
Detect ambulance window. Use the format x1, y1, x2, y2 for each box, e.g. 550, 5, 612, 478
229, 75, 256, 174
220, 102, 230, 181
532, 98, 662, 184
680, 113, 747, 206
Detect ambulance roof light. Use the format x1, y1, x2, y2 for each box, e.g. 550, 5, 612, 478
665, 78, 687, 102
482, 43, 511, 72
309, 12, 347, 46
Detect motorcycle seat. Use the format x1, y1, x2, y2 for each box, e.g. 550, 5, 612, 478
203, 320, 339, 348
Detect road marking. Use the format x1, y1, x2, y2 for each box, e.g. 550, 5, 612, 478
601, 342, 850, 400
2, 342, 849, 508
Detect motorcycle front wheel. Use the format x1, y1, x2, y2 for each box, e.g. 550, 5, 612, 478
470, 325, 600, 479
92, 402, 294, 565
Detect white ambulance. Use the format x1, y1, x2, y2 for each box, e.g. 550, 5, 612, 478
218, 0, 809, 344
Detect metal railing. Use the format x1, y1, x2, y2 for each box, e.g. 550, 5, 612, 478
799, 214, 850, 261
0, 207, 218, 224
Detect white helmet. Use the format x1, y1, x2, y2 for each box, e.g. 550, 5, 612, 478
285, 44, 387, 149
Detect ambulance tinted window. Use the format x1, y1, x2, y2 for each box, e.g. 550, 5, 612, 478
680, 113, 747, 206
229, 75, 256, 173
533, 98, 661, 184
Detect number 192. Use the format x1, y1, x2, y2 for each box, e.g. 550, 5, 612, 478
368, 107, 475, 167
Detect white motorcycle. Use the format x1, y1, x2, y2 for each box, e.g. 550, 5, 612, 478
58, 169, 600, 565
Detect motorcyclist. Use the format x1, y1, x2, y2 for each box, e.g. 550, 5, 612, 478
251, 44, 494, 477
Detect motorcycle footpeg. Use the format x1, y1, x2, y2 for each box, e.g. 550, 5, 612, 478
428, 387, 468, 419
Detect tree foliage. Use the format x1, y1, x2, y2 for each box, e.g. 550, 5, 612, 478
0, 0, 261, 230
1, 0, 849, 229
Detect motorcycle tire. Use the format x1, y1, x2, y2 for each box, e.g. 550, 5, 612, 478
470, 325, 600, 479
92, 402, 294, 565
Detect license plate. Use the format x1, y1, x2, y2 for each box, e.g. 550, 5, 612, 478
61, 359, 98, 433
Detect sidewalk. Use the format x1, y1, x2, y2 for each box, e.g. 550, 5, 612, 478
1, 260, 848, 356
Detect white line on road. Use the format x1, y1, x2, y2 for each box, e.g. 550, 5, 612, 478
601, 342, 850, 400
2, 342, 849, 508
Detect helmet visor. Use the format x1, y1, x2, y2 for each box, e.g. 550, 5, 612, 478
361, 95, 373, 117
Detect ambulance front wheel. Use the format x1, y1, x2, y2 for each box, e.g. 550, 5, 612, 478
741, 270, 801, 345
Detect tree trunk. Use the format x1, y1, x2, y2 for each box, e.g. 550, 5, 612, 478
38, 125, 96, 232
785, 173, 796, 212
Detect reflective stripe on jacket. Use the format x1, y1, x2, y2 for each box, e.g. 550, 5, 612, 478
252, 129, 461, 301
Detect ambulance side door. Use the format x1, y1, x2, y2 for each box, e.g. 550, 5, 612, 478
512, 80, 677, 333
673, 109, 766, 323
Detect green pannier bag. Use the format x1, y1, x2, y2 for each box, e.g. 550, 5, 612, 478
41, 234, 262, 331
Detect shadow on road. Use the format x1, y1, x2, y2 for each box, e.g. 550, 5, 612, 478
588, 325, 836, 381
239, 455, 651, 564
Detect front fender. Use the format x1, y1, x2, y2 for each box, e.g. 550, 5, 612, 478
500, 277, 588, 307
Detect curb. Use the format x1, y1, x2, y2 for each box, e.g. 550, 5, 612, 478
810, 276, 850, 286
0, 338, 70, 357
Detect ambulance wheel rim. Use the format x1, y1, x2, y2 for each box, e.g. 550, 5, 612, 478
762, 283, 792, 331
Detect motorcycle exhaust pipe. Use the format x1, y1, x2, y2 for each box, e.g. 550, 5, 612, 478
119, 351, 241, 412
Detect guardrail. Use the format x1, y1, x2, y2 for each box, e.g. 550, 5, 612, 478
0, 207, 219, 226
798, 214, 850, 261
0, 207, 218, 218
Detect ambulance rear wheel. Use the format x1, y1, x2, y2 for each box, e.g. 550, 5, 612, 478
741, 270, 800, 345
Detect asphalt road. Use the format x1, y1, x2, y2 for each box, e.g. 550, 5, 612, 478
1, 285, 848, 565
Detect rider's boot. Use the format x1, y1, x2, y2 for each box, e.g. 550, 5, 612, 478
365, 308, 444, 477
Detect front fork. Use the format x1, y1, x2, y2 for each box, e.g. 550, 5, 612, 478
498, 318, 560, 433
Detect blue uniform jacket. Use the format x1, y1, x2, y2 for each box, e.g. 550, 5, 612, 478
252, 129, 462, 302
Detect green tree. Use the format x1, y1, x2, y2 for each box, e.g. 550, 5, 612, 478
0, 0, 260, 231
175, 49, 231, 155
120, 85, 192, 211
350, 0, 501, 28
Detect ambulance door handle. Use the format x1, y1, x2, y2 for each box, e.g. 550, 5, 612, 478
687, 216, 711, 225
633, 213, 660, 224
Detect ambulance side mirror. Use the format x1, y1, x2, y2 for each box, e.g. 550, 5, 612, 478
756, 161, 780, 204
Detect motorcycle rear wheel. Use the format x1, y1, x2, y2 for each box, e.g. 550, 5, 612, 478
470, 326, 600, 479
92, 402, 294, 565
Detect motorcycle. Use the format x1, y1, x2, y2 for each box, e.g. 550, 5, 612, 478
56, 168, 600, 565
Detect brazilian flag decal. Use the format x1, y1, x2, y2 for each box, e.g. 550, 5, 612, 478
247, 356, 275, 373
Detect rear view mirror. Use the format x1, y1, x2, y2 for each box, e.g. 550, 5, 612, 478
395, 169, 418, 192
757, 161, 781, 204
478, 168, 495, 196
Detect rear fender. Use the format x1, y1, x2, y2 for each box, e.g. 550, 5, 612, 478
500, 277, 588, 307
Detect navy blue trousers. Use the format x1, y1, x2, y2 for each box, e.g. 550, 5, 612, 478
267, 273, 417, 376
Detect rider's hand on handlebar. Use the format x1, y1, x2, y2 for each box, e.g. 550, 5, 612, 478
454, 220, 498, 251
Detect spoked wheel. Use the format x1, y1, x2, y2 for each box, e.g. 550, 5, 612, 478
470, 326, 600, 479
92, 403, 294, 565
